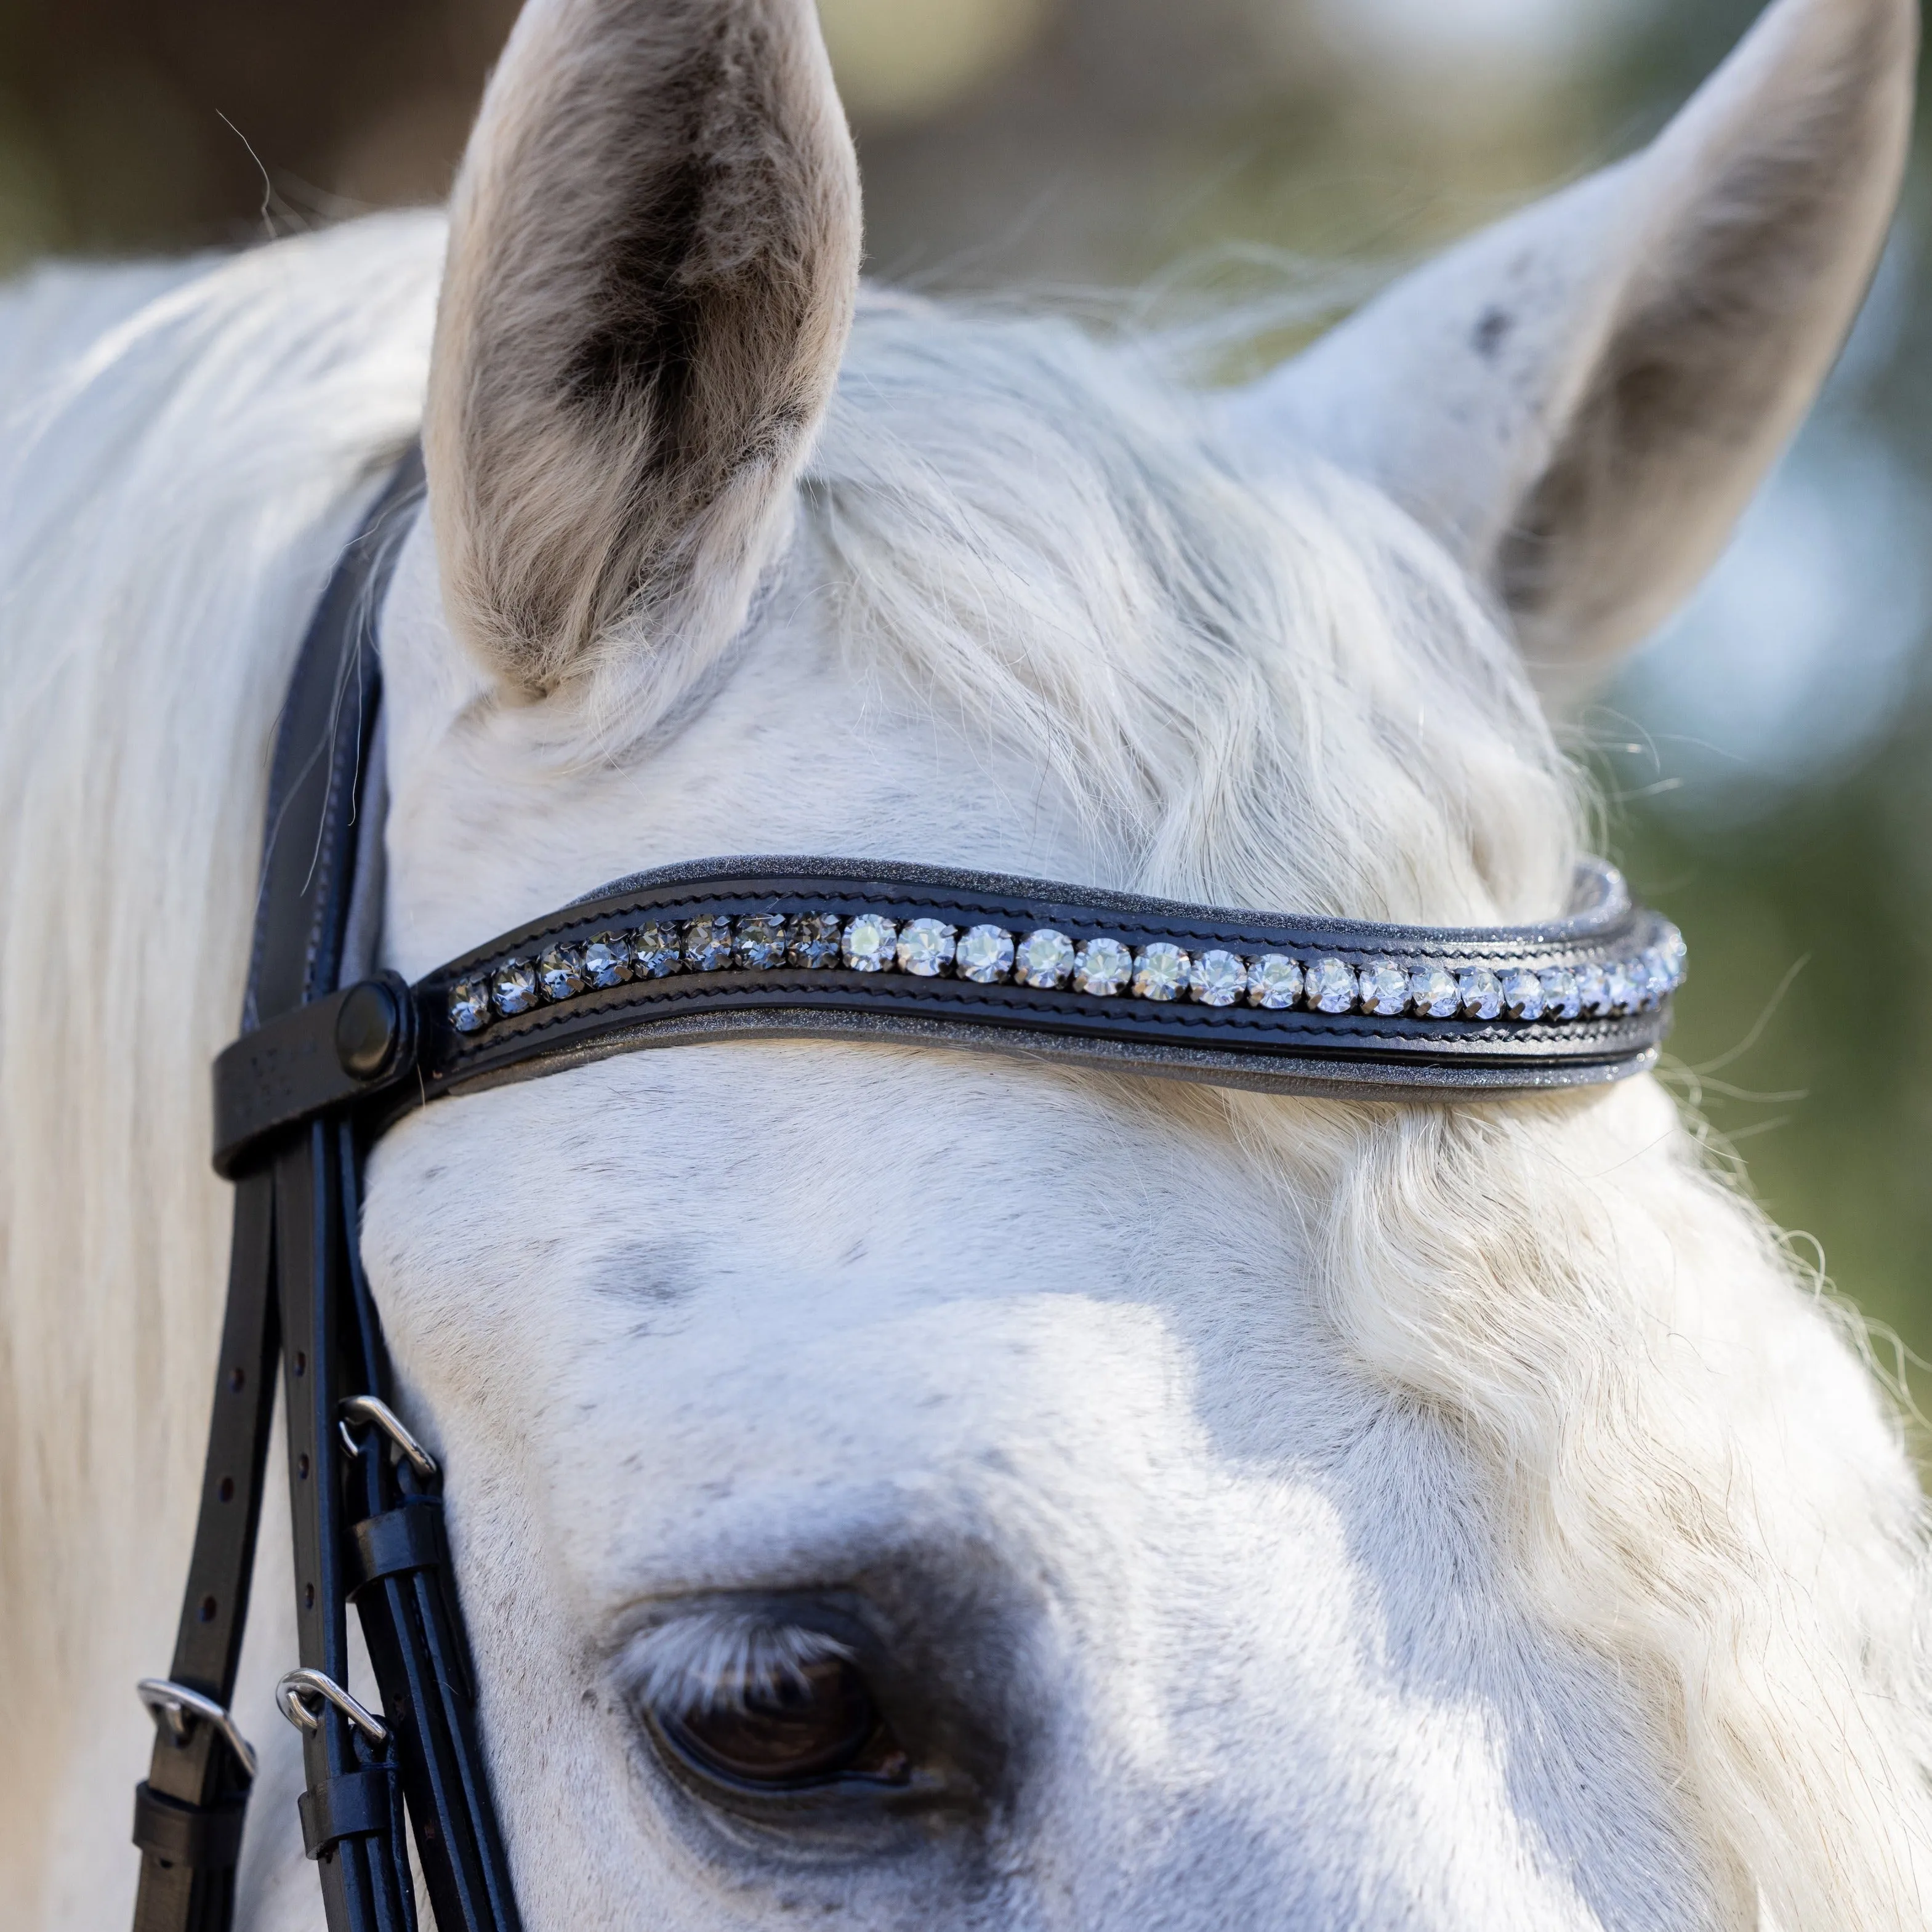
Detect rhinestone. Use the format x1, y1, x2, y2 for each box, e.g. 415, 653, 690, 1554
682, 915, 735, 973
1073, 936, 1133, 996
448, 980, 492, 1033
1305, 958, 1356, 1014
1638, 947, 1673, 1007
956, 925, 1015, 983
735, 914, 789, 970
1606, 960, 1639, 1015
1247, 954, 1304, 1010
1015, 929, 1076, 988
491, 959, 539, 1016
631, 922, 681, 978
536, 944, 586, 1003
1540, 967, 1582, 1021
1656, 923, 1688, 989
842, 912, 897, 972
581, 933, 632, 988
1189, 949, 1248, 1007
1459, 967, 1503, 1021
1358, 960, 1407, 1016
1502, 968, 1545, 1022
1575, 962, 1611, 1016
1407, 964, 1460, 1019
787, 912, 843, 970
1133, 943, 1191, 1002
896, 917, 957, 976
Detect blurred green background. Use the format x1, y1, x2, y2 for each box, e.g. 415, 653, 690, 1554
3, 1, 1928, 1421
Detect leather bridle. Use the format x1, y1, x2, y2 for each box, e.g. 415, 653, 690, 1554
129, 456, 1681, 1932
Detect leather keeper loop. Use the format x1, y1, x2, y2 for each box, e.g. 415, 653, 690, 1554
132, 1782, 248, 1869
297, 1768, 395, 1859
350, 1501, 448, 1592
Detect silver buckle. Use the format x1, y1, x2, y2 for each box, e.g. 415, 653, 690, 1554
275, 1667, 389, 1747
336, 1394, 438, 1482
136, 1677, 259, 1782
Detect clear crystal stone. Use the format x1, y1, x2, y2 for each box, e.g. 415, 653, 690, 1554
631, 922, 681, 978
842, 912, 897, 972
1073, 936, 1133, 995
1605, 960, 1639, 1014
1540, 967, 1582, 1020
581, 933, 632, 988
1458, 967, 1503, 1021
1408, 964, 1460, 1019
1358, 960, 1407, 1016
1305, 957, 1356, 1014
896, 917, 957, 976
1502, 968, 1545, 1021
1247, 954, 1304, 1009
448, 980, 492, 1033
1133, 943, 1190, 1001
735, 914, 789, 970
682, 915, 735, 973
956, 925, 1015, 983
787, 912, 843, 970
1014, 929, 1075, 988
536, 944, 586, 1002
1651, 945, 1684, 1006
1656, 923, 1687, 989
1575, 962, 1611, 1016
492, 959, 539, 1016
1651, 949, 1680, 1007
1189, 949, 1248, 1006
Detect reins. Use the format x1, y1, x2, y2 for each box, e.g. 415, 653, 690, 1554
130, 454, 1682, 1932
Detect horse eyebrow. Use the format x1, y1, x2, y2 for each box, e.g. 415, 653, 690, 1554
621, 1608, 854, 1717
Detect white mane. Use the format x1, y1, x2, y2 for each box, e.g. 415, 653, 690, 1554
806, 295, 1932, 1922
2, 212, 1928, 1929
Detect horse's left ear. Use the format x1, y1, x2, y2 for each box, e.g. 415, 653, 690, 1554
1226, 0, 1917, 702
424, 0, 861, 702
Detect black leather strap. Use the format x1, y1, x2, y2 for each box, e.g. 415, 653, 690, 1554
137, 448, 519, 1932
214, 855, 1678, 1175
131, 1175, 278, 1932
134, 1784, 250, 1870
350, 1505, 449, 1591
299, 1769, 398, 1859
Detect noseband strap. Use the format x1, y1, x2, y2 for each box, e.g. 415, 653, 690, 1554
138, 454, 1684, 1932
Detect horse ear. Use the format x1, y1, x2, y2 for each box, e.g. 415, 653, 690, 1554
1226, 0, 1916, 704
424, 0, 861, 701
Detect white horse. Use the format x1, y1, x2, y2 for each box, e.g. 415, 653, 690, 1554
2, 0, 1928, 1926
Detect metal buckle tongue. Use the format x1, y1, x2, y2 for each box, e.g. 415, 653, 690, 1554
136, 1677, 259, 1782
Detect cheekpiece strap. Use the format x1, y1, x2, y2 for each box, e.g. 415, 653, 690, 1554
215, 855, 1682, 1175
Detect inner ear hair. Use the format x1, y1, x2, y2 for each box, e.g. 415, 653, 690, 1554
1502, 8, 1914, 670
425, 0, 861, 703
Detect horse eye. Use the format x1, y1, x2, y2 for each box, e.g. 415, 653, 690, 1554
661, 1654, 902, 1790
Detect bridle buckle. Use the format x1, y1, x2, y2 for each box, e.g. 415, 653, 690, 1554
135, 1677, 259, 1783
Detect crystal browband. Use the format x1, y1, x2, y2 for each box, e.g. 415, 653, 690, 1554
212, 855, 1681, 1177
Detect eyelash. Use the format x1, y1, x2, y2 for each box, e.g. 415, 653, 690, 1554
623, 1609, 856, 1722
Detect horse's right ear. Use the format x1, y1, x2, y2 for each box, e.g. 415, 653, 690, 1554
424, 0, 861, 707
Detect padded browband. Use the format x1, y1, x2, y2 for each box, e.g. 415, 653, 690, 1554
212, 853, 1679, 1178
